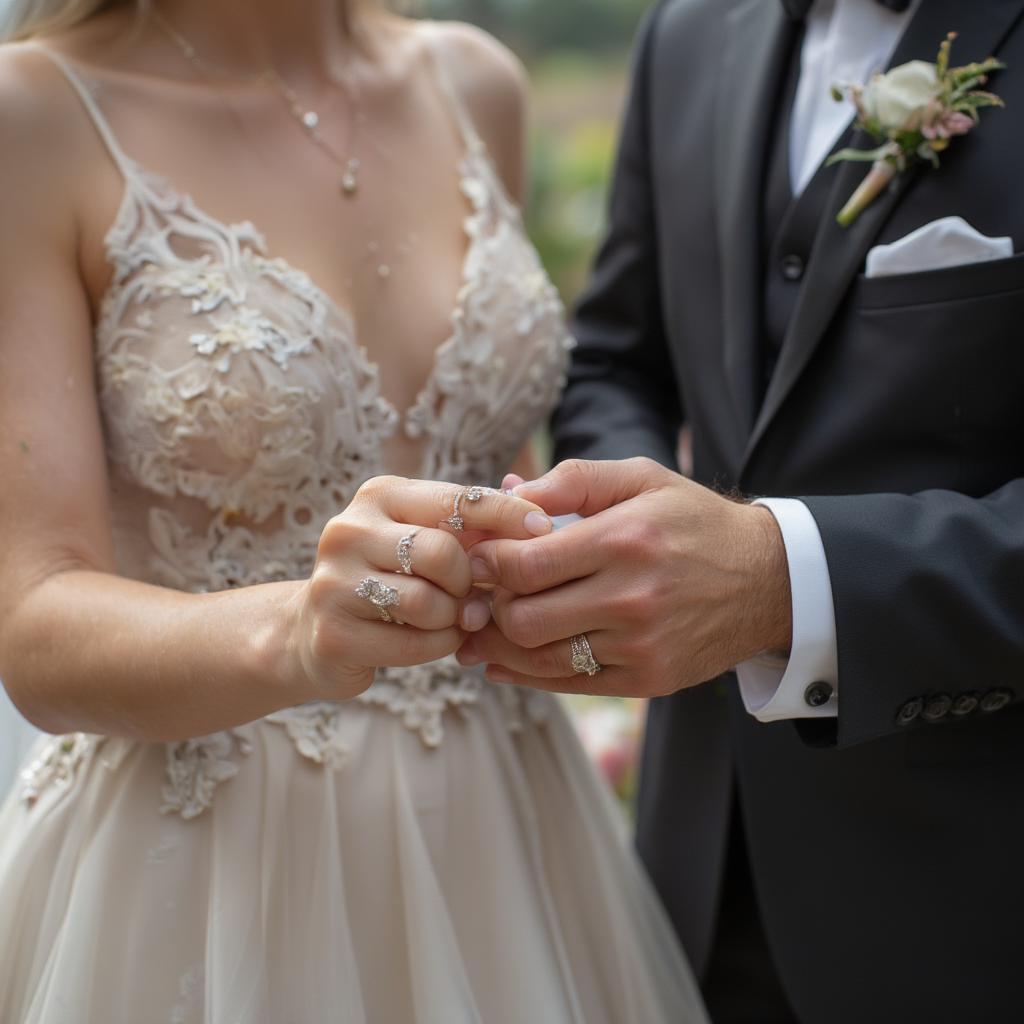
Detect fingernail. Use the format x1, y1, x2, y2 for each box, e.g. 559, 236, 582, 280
486, 666, 514, 684
457, 641, 482, 666
524, 511, 552, 536
471, 556, 492, 582
513, 479, 547, 496
461, 599, 491, 632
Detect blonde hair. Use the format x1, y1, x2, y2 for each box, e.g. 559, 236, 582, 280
0, 0, 392, 43
0, 0, 133, 41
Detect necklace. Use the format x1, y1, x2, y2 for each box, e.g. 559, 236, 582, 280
153, 10, 362, 197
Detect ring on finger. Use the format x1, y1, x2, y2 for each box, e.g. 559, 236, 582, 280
397, 530, 418, 575
446, 485, 487, 532
569, 633, 602, 677
356, 577, 401, 623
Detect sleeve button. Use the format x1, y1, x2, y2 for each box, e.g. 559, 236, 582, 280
951, 693, 980, 717
897, 697, 924, 726
804, 682, 833, 708
980, 689, 1013, 713
922, 694, 953, 722
780, 253, 805, 282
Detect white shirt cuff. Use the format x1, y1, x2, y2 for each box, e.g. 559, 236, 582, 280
735, 498, 839, 722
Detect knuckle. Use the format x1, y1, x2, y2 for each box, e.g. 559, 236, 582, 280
431, 531, 467, 579
612, 517, 662, 561
356, 474, 398, 504
516, 542, 558, 589
621, 584, 661, 623
406, 582, 455, 627
627, 456, 659, 476
501, 601, 545, 648
530, 644, 566, 677
410, 626, 460, 663
558, 458, 591, 485
319, 514, 362, 557
307, 565, 340, 613
308, 618, 343, 665
614, 636, 647, 664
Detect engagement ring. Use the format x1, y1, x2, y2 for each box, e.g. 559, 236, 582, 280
356, 577, 401, 623
570, 633, 602, 677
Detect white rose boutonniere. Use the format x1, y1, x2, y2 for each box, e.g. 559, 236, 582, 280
828, 33, 1005, 227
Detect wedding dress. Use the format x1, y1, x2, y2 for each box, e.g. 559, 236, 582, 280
0, 686, 39, 801
0, 38, 707, 1024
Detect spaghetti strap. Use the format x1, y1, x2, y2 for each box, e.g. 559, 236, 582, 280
28, 45, 133, 180
419, 23, 486, 155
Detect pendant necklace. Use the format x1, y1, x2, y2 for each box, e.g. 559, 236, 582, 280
153, 10, 362, 197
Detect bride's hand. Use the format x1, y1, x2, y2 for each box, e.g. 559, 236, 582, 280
285, 476, 553, 699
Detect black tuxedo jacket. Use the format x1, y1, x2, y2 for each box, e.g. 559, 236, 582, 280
551, 1, 1024, 1020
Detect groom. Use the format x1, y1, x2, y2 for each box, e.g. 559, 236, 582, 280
459, 0, 1024, 1020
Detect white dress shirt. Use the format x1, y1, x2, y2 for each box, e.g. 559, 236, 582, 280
735, 0, 919, 721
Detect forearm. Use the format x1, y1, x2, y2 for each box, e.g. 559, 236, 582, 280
1, 570, 304, 741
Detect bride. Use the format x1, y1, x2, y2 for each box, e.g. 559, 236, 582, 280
0, 0, 707, 1020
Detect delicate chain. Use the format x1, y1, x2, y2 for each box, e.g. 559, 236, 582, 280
152, 8, 362, 196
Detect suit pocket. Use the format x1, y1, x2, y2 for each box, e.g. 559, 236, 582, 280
857, 251, 1024, 311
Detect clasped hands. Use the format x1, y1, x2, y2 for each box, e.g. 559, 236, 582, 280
457, 458, 794, 697
289, 457, 792, 705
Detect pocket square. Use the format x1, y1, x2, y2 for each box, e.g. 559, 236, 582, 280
865, 216, 1012, 279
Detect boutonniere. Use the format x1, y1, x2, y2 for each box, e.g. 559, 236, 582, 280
828, 33, 1005, 227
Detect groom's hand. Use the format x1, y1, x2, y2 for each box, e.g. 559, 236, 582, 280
456, 458, 793, 696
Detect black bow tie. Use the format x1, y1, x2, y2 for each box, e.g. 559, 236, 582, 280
781, 0, 911, 19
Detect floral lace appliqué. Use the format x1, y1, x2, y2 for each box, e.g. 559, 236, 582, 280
357, 659, 483, 748
21, 733, 103, 807
265, 703, 352, 769
160, 729, 253, 821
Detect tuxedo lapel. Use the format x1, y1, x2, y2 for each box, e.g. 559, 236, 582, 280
714, 0, 796, 443
740, 0, 1024, 472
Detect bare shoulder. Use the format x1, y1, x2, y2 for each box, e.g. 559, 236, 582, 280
425, 20, 528, 122
0, 42, 91, 233
421, 21, 529, 201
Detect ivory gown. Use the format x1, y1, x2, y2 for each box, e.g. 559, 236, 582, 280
0, 38, 708, 1024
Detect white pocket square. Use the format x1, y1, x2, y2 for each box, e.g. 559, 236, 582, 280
865, 216, 1012, 279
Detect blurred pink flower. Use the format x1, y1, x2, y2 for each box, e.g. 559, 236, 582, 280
572, 699, 644, 801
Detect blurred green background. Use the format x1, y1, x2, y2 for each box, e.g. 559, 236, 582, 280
425, 0, 651, 808
425, 0, 646, 304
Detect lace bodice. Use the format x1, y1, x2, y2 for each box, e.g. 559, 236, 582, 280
22, 41, 572, 817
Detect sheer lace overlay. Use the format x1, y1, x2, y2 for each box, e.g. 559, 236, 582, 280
25, 45, 573, 816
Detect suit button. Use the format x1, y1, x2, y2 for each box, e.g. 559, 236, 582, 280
897, 697, 924, 726
780, 254, 805, 282
922, 694, 953, 722
951, 692, 980, 717
980, 689, 1013, 713
804, 682, 833, 708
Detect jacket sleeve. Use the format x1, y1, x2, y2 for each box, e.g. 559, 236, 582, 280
551, 3, 684, 469
797, 480, 1024, 748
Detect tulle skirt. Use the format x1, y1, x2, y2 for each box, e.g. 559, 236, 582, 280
0, 685, 40, 802
0, 678, 706, 1023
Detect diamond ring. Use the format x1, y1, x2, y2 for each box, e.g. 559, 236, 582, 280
570, 633, 602, 677
355, 577, 401, 623
396, 530, 418, 575
446, 486, 487, 532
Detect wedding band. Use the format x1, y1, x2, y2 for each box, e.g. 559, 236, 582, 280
355, 577, 400, 623
397, 530, 418, 575
446, 485, 486, 532
570, 634, 602, 677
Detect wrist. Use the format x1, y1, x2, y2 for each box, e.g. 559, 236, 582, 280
247, 580, 314, 702
743, 504, 793, 656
